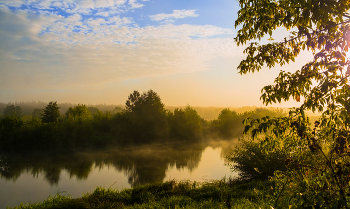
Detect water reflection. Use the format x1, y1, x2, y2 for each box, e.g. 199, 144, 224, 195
0, 140, 237, 187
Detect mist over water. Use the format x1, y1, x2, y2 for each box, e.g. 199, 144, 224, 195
0, 140, 238, 208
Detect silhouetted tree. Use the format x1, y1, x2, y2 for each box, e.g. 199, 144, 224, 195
214, 109, 241, 138
112, 106, 123, 114
0, 115, 24, 139
87, 106, 99, 115
3, 105, 22, 117
169, 106, 203, 140
41, 102, 60, 123
32, 108, 43, 118
125, 90, 169, 142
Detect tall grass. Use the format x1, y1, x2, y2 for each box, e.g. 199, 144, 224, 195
9, 178, 274, 209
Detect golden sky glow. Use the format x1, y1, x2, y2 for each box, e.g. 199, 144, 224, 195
0, 0, 312, 107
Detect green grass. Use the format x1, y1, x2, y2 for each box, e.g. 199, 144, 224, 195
9, 178, 274, 209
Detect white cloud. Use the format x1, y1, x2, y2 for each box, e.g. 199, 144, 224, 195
95, 11, 110, 17
39, 21, 234, 46
128, 0, 144, 9
109, 16, 133, 26
0, 0, 139, 15
150, 9, 198, 22
0, 6, 234, 46
87, 18, 107, 27
116, 0, 127, 4
0, 0, 23, 8
66, 13, 82, 23
94, 0, 115, 8
130, 24, 234, 40
33, 0, 54, 9
52, 1, 63, 7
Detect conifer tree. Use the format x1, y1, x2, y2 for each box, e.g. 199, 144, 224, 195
41, 101, 60, 123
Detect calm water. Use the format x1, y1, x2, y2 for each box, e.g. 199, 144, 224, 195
0, 140, 238, 208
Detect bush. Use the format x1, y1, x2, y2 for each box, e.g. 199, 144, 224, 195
210, 109, 242, 139
227, 136, 289, 180
0, 115, 24, 149
168, 106, 203, 141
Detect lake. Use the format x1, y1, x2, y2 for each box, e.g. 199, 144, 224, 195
0, 140, 238, 208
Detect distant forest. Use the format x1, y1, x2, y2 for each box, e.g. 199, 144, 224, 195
0, 101, 287, 121
0, 101, 123, 118
0, 90, 287, 152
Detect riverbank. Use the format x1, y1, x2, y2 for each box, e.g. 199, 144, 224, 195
9, 178, 273, 209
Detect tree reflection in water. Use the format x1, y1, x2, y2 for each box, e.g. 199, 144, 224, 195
0, 141, 235, 187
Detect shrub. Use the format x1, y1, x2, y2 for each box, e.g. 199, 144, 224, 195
227, 135, 291, 180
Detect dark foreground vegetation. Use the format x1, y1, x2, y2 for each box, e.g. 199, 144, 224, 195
227, 0, 350, 207
11, 179, 272, 209
0, 89, 284, 152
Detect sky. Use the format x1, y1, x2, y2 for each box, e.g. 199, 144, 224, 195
0, 0, 312, 107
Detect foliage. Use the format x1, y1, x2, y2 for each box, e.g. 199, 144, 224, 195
41, 102, 60, 124
124, 90, 169, 142
0, 115, 24, 142
91, 110, 113, 133
0, 87, 289, 153
234, 0, 350, 207
26, 116, 42, 126
211, 109, 241, 138
87, 106, 99, 115
243, 108, 285, 119
210, 108, 285, 139
168, 106, 203, 141
0, 100, 286, 151
112, 106, 123, 114
10, 179, 274, 209
65, 104, 92, 121
32, 108, 43, 118
227, 135, 289, 180
3, 105, 22, 117
125, 90, 164, 114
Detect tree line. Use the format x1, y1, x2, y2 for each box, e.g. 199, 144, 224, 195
0, 89, 284, 152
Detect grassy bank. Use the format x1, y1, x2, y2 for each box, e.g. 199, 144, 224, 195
9, 179, 273, 209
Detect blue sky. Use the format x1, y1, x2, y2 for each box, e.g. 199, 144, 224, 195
0, 0, 307, 107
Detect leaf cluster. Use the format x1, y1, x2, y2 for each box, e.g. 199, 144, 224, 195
234, 0, 350, 207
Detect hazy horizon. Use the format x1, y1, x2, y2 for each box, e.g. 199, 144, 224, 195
0, 100, 297, 109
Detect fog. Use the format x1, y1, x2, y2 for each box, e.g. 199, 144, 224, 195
0, 140, 238, 208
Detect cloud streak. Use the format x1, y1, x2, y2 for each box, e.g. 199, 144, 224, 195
150, 9, 199, 22
0, 0, 143, 15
